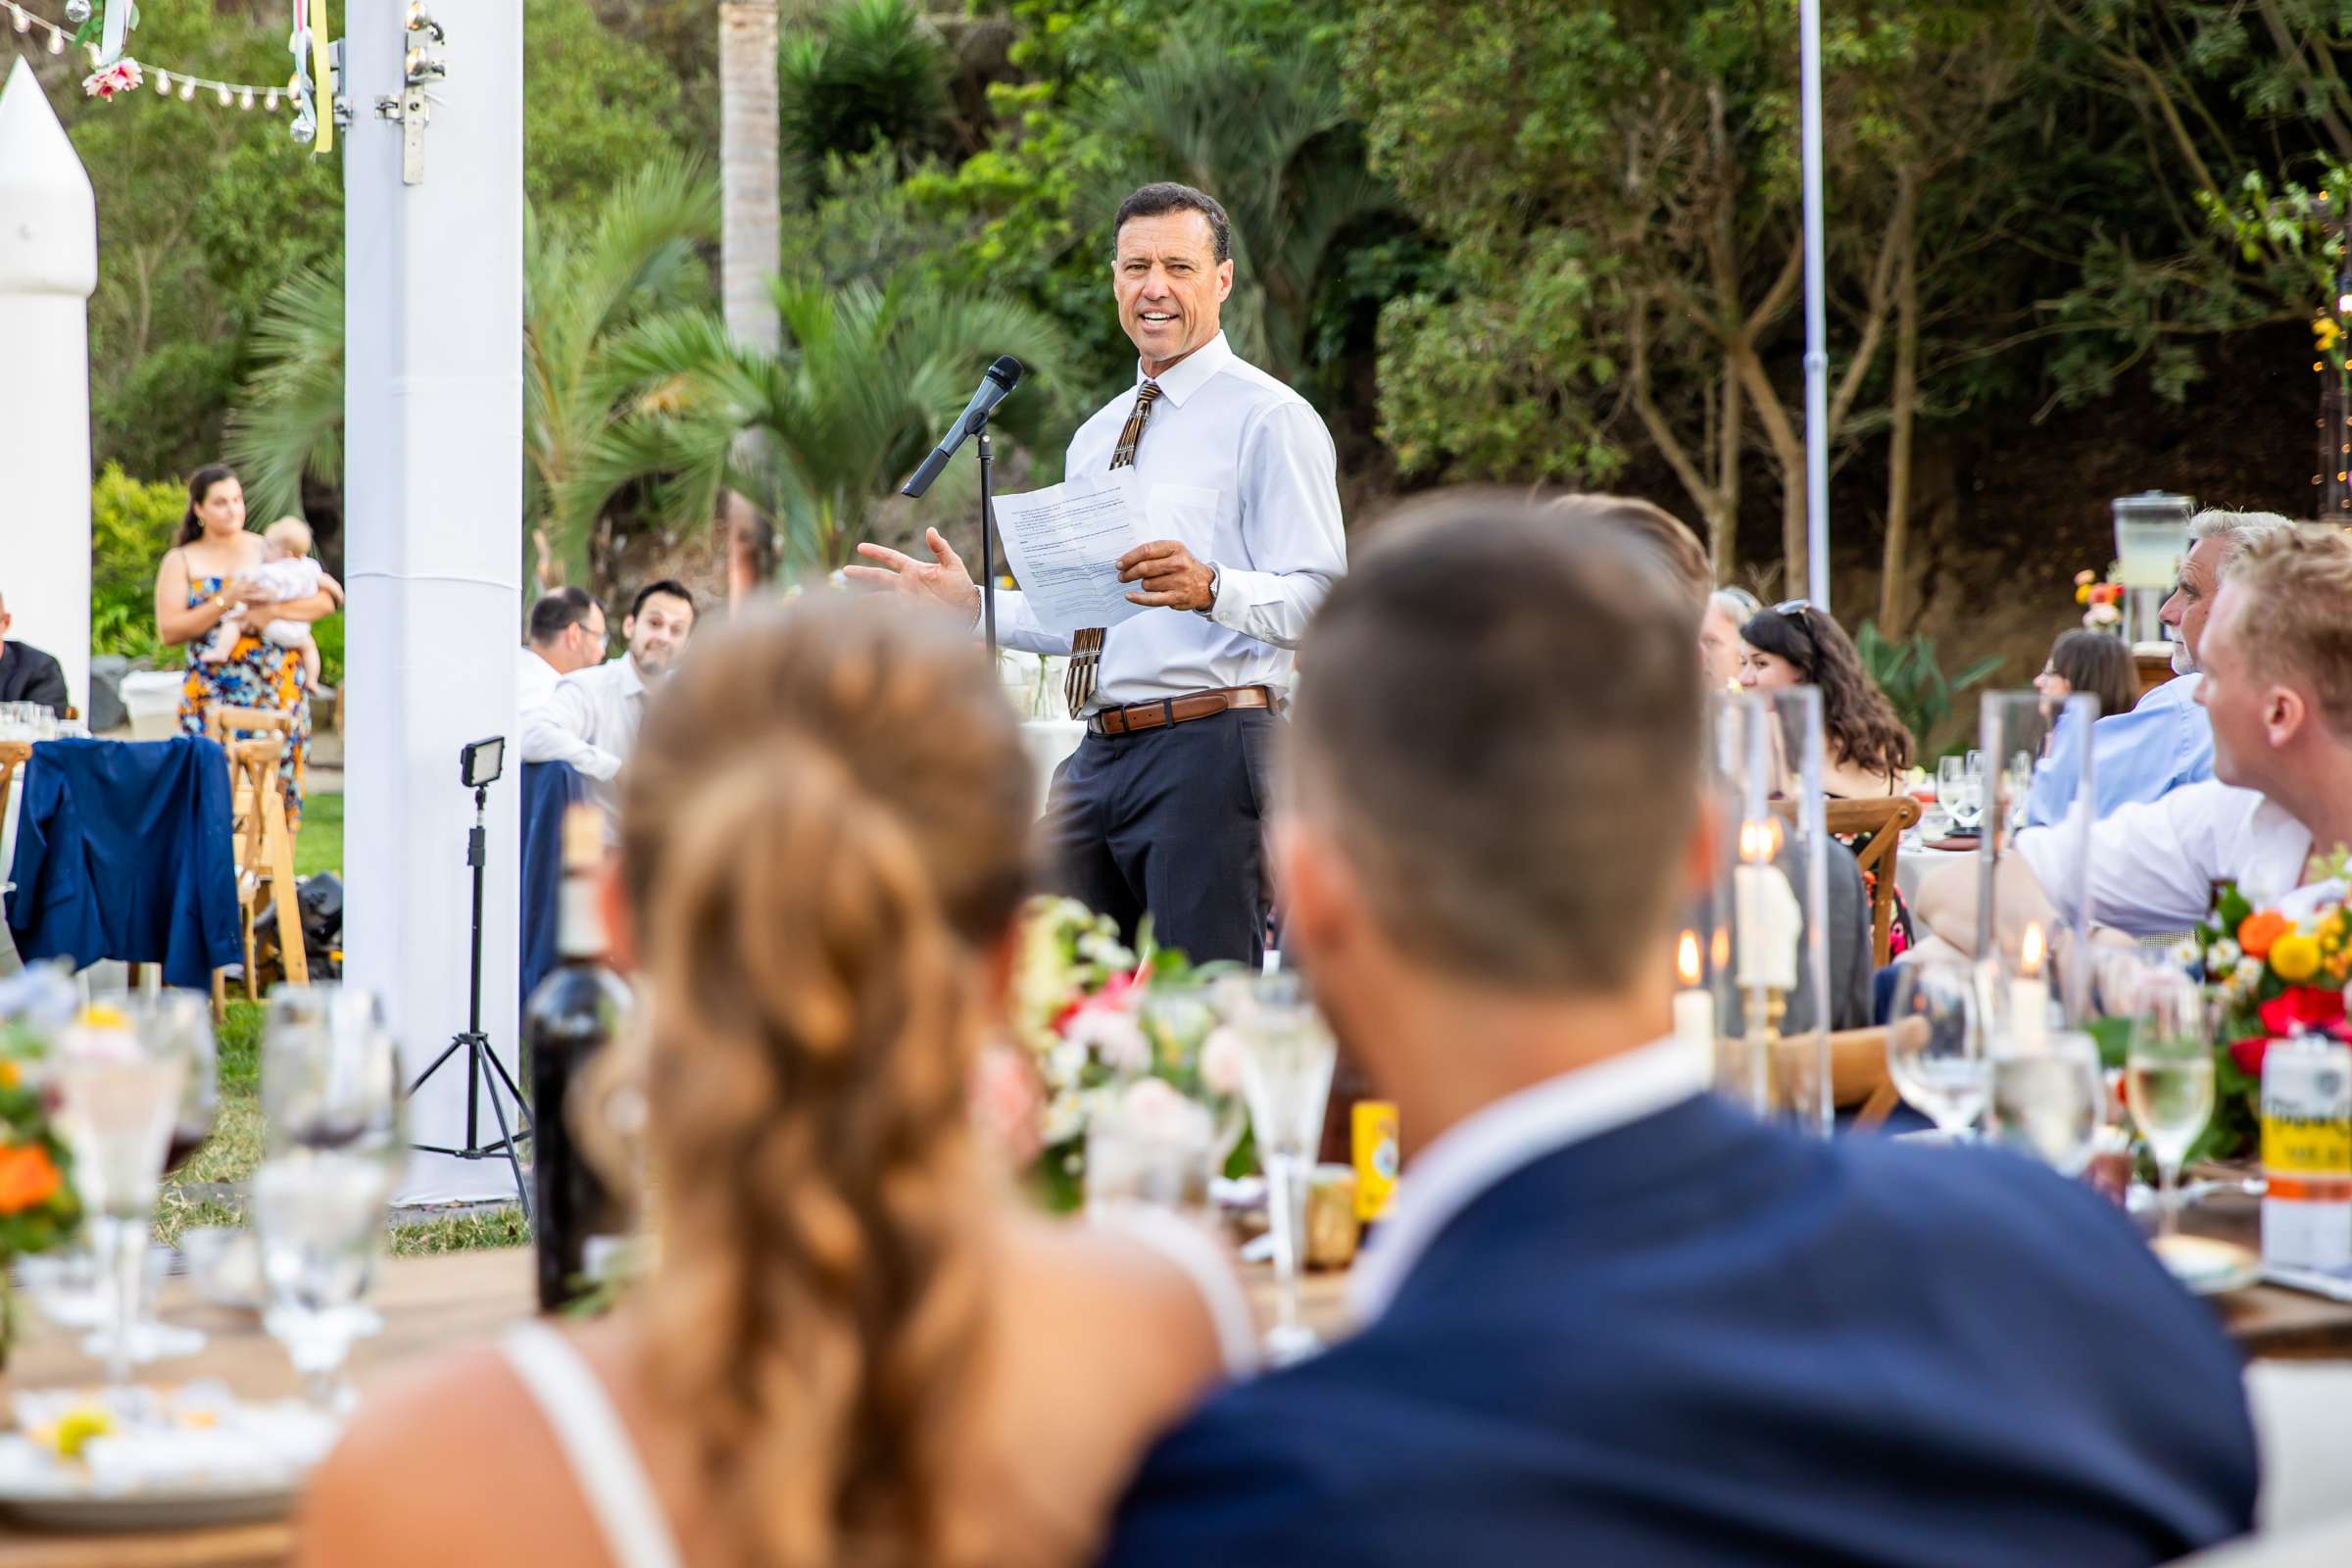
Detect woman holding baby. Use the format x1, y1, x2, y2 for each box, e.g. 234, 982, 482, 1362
153, 465, 343, 830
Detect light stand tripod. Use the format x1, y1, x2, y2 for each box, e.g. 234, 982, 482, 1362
406, 773, 534, 1220
976, 409, 999, 659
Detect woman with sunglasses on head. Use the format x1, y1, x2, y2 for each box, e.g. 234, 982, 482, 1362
1737, 600, 1914, 800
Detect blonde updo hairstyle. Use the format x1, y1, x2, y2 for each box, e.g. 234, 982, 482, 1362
616, 593, 1036, 1567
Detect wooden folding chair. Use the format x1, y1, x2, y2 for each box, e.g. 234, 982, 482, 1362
203, 707, 308, 1015
1825, 795, 1923, 969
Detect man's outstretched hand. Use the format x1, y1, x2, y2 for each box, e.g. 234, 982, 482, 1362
846, 528, 982, 619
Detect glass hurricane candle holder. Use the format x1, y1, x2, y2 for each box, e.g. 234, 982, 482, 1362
1978, 691, 2096, 1033
1706, 689, 1834, 1136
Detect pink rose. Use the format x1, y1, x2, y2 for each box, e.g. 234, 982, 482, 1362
1200, 1027, 1247, 1097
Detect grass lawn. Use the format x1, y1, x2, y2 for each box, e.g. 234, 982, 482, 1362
293, 790, 343, 880
154, 977, 528, 1257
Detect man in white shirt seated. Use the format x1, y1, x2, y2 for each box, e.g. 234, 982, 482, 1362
521, 579, 696, 835
515, 588, 606, 727
1920, 525, 2352, 945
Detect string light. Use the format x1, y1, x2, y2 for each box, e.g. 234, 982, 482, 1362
5, 1, 294, 113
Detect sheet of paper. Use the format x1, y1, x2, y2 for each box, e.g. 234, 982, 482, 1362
992, 471, 1153, 635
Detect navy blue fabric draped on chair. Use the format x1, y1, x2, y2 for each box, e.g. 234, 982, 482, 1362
518, 760, 586, 1018
7, 736, 241, 988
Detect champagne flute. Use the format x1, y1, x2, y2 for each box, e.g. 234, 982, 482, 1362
2124, 969, 2215, 1239
49, 1006, 188, 1392
1228, 972, 1337, 1365
1987, 1034, 2106, 1176
1886, 962, 1985, 1139
112, 990, 219, 1362
253, 985, 403, 1412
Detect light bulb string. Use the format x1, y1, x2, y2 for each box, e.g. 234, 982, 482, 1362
5, 1, 294, 108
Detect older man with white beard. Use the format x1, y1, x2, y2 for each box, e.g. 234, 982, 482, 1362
2023, 508, 2291, 826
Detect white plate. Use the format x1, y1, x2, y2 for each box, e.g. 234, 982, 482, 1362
2152, 1234, 2264, 1297
0, 1470, 297, 1532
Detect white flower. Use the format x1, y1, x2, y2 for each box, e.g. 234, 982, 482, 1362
1042, 1089, 1087, 1147
2172, 940, 2200, 968
2211, 939, 2242, 971
1066, 1006, 1152, 1074
1045, 1039, 1088, 1091
1200, 1027, 1248, 1097
1077, 929, 1135, 970
1118, 1076, 1213, 1147
2237, 956, 2266, 987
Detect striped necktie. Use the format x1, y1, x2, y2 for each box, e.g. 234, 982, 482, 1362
1065, 379, 1161, 718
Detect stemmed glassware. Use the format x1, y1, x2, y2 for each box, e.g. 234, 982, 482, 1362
253, 984, 404, 1412
1885, 962, 1986, 1139
48, 1004, 191, 1391
1226, 971, 1337, 1365
1986, 1034, 2107, 1177
1936, 755, 1984, 835
2121, 967, 2217, 1238
93, 990, 220, 1363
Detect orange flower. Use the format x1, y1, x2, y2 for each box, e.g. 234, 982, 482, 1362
2241, 909, 2291, 959
0, 1143, 61, 1215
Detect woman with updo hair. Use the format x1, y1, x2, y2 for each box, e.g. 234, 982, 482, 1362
300, 595, 1251, 1568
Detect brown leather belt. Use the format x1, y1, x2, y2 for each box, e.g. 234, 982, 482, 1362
1088, 684, 1276, 738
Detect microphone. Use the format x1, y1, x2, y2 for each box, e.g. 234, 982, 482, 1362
902, 355, 1024, 498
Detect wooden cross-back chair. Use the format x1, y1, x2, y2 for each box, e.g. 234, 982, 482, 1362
1824, 795, 1924, 970
203, 706, 307, 1016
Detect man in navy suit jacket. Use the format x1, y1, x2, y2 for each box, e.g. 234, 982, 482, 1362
1101, 496, 2258, 1567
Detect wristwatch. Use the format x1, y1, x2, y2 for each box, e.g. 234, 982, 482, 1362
1197, 563, 1221, 617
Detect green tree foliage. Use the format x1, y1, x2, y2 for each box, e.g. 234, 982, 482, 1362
779, 0, 954, 190
564, 272, 1077, 572
89, 465, 190, 664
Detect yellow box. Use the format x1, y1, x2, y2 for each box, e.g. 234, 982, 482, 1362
1352, 1101, 1399, 1221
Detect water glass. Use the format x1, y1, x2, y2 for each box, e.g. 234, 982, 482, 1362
2123, 969, 2216, 1238
1987, 1033, 2106, 1176
1886, 963, 1985, 1139
49, 1008, 189, 1390
253, 985, 402, 1410
1936, 756, 1983, 834
92, 990, 220, 1363
1227, 972, 1337, 1365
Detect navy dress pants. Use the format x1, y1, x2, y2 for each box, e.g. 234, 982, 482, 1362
1043, 709, 1274, 967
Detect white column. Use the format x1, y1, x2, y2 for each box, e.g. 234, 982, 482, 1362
341, 3, 527, 1203
0, 59, 96, 712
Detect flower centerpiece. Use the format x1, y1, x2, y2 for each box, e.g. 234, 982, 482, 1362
1006, 896, 1250, 1210
0, 971, 84, 1367
2072, 567, 2127, 633
2188, 868, 2352, 1160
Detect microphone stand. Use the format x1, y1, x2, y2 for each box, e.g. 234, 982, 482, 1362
977, 411, 999, 661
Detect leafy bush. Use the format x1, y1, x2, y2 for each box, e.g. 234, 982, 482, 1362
1855, 620, 2003, 761
780, 0, 953, 190
90, 465, 184, 667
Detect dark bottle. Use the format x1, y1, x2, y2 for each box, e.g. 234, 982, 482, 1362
524, 805, 633, 1312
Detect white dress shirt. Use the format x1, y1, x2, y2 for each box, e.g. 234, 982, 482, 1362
515, 646, 562, 726
1348, 1034, 1714, 1324
995, 331, 1346, 709
520, 656, 645, 837
2014, 778, 2315, 937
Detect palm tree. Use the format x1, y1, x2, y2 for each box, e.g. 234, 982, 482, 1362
562, 272, 1075, 576
719, 0, 784, 601
1083, 22, 1396, 386
225, 155, 719, 593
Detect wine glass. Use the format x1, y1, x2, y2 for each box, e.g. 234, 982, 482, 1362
1886, 963, 1986, 1139
254, 984, 404, 1411
1987, 1033, 2106, 1176
102, 990, 219, 1363
2123, 968, 2216, 1239
49, 1005, 189, 1392
1227, 971, 1337, 1365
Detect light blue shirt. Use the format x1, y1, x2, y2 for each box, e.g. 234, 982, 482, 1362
2023, 672, 2212, 827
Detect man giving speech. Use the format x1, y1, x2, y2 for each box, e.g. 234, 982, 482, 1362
851, 182, 1347, 965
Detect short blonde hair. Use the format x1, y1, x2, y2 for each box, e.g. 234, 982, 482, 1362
2223, 525, 2352, 739
264, 516, 314, 557
1544, 493, 1712, 623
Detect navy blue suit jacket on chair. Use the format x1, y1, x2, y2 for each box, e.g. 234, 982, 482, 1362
1101, 1094, 2258, 1568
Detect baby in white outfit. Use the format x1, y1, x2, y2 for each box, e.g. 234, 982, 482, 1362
200, 517, 324, 691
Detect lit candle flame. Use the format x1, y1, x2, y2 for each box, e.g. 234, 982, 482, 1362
2020, 921, 2046, 977
1711, 927, 1731, 971
1738, 817, 1783, 863
1677, 930, 1701, 988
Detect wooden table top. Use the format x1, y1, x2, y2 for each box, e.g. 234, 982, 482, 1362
0, 1197, 2344, 1566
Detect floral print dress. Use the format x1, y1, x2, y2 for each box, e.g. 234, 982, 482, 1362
178, 575, 310, 832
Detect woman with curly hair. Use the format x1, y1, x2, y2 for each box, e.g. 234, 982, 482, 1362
1738, 600, 1915, 800
299, 595, 1252, 1568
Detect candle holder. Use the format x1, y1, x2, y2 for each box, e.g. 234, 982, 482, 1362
1978, 691, 2096, 1031
2112, 491, 2191, 647
1706, 690, 1834, 1135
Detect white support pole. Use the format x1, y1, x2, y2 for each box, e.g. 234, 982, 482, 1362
1798, 0, 1832, 613
341, 3, 527, 1203
0, 59, 96, 712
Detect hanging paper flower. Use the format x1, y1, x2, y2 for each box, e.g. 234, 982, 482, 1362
2319, 317, 2344, 354
81, 57, 142, 99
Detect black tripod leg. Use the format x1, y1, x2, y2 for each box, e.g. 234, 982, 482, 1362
404, 1036, 466, 1101
479, 1042, 533, 1227
483, 1042, 534, 1140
